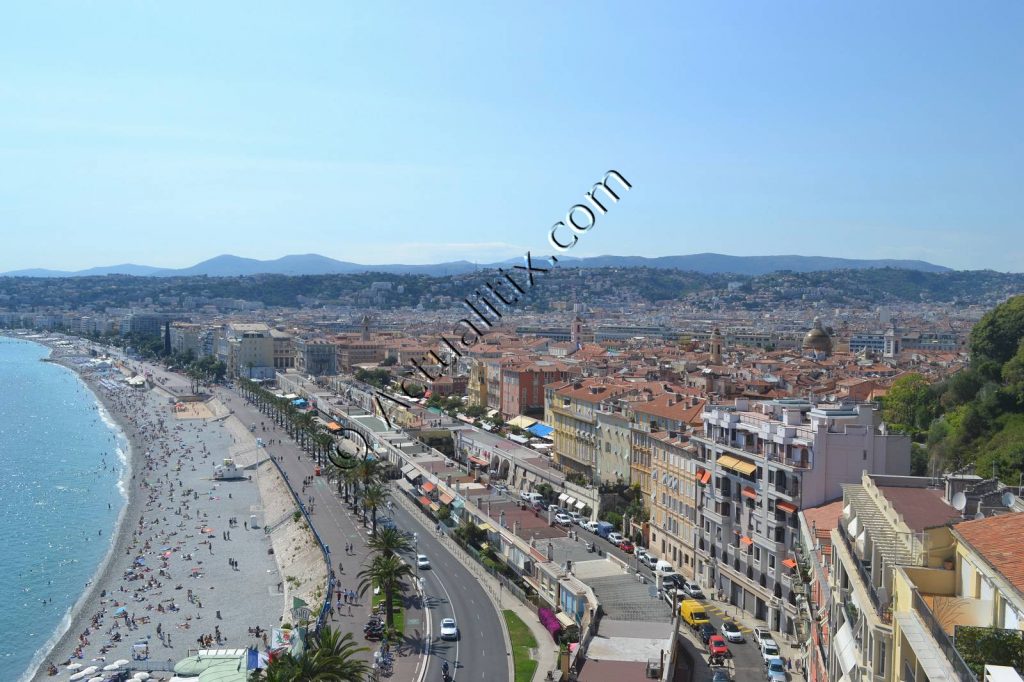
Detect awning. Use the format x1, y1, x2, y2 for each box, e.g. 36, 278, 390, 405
468, 455, 488, 466
527, 423, 554, 438
325, 421, 342, 432
477, 522, 493, 532
782, 558, 798, 569
776, 500, 798, 513
508, 434, 529, 444
740, 536, 753, 546
565, 497, 576, 507
555, 611, 577, 629
508, 416, 538, 429
421, 481, 435, 493
418, 496, 431, 507
429, 502, 441, 512
558, 493, 569, 503
718, 455, 757, 475
575, 500, 586, 510
742, 486, 757, 500
439, 492, 454, 505
834, 621, 858, 675
699, 469, 712, 485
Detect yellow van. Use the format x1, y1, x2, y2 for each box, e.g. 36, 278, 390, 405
679, 599, 710, 629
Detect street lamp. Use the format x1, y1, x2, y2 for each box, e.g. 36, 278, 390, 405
413, 532, 419, 575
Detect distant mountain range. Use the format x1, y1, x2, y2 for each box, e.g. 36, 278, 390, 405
1, 252, 952, 278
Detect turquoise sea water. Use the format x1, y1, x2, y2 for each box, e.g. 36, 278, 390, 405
0, 338, 126, 680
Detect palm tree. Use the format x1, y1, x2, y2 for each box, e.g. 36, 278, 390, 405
362, 484, 389, 534
358, 554, 413, 629
253, 626, 368, 681
366, 527, 412, 558
313, 432, 333, 466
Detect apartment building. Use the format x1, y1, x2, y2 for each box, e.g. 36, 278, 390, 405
641, 427, 700, 579
829, 473, 961, 682
168, 322, 202, 356
887, 510, 1024, 682
545, 378, 636, 482
294, 337, 338, 377
691, 398, 910, 634
498, 360, 575, 419
270, 329, 295, 370
217, 323, 275, 379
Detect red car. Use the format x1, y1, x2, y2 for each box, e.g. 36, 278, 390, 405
707, 635, 730, 658
618, 540, 635, 553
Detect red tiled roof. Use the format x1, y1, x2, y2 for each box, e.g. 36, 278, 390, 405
954, 513, 1024, 597
877, 487, 961, 531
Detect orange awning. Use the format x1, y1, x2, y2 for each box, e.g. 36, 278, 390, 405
740, 536, 753, 546
742, 486, 757, 500
776, 500, 798, 513
421, 481, 435, 493
699, 469, 712, 485
468, 455, 488, 466
417, 496, 431, 507
326, 421, 342, 432
439, 492, 454, 505
782, 558, 798, 569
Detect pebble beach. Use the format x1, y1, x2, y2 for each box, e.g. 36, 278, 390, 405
25, 346, 290, 681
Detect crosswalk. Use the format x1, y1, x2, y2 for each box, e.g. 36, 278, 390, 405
701, 602, 754, 633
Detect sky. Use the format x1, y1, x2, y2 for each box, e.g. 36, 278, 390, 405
0, 2, 1021, 273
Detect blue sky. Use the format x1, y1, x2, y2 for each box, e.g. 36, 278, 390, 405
1, 2, 1021, 272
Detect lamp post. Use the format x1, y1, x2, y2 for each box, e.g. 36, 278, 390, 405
413, 532, 419, 576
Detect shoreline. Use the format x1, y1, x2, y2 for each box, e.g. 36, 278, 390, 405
11, 337, 140, 682
6, 334, 283, 682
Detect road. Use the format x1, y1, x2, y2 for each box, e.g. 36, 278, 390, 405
205, 375, 507, 682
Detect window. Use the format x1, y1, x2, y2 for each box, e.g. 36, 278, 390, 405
755, 547, 761, 562
769, 555, 776, 569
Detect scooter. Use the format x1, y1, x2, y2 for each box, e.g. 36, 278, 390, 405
441, 660, 451, 681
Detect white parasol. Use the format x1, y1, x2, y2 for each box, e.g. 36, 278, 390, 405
133, 673, 151, 680
68, 672, 88, 681
87, 677, 104, 682
113, 659, 130, 667
66, 663, 83, 671
81, 666, 99, 675
103, 662, 123, 670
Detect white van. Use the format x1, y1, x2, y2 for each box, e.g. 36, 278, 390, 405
526, 492, 544, 505
654, 560, 675, 574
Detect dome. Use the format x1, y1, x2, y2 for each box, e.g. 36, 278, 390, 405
802, 317, 832, 354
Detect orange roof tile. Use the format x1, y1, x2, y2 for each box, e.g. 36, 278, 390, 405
954, 513, 1024, 597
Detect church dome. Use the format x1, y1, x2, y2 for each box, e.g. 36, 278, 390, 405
802, 317, 832, 354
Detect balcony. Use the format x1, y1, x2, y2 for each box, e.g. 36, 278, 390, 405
836, 521, 892, 624
910, 589, 977, 682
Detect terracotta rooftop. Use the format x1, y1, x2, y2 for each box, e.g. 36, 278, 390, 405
876, 486, 961, 531
953, 513, 1024, 597
801, 499, 845, 545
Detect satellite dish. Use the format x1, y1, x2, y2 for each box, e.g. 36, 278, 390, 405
952, 492, 967, 511
1003, 491, 1016, 508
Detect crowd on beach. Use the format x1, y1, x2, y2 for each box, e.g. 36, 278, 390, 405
38, 365, 275, 679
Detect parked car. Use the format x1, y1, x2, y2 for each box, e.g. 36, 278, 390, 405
567, 511, 582, 525
759, 638, 781, 665
618, 540, 635, 553
575, 515, 590, 527
697, 623, 717, 645
584, 521, 600, 533
765, 656, 787, 681
683, 581, 705, 599
752, 627, 772, 649
662, 587, 688, 606
554, 513, 573, 527
639, 552, 658, 569
547, 503, 562, 514
720, 621, 744, 643
519, 489, 533, 501
635, 547, 650, 563
416, 554, 431, 569
710, 670, 731, 682
607, 532, 625, 545
661, 573, 684, 589
493, 483, 508, 494
654, 559, 676, 574
707, 635, 730, 658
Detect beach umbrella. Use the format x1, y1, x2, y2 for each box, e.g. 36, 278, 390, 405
66, 663, 83, 670
113, 659, 130, 667
81, 666, 99, 675
87, 677, 103, 682
69, 672, 88, 681
132, 672, 151, 680
103, 662, 122, 670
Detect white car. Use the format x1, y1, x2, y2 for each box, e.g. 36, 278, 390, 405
721, 621, 744, 643
416, 554, 431, 569
440, 617, 459, 640
760, 638, 781, 664
607, 532, 625, 545
567, 511, 582, 524
554, 513, 573, 527
682, 581, 705, 599
584, 521, 599, 533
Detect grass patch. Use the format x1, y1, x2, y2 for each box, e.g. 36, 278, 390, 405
372, 592, 405, 637
503, 609, 538, 682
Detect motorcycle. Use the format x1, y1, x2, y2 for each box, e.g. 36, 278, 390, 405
441, 661, 451, 681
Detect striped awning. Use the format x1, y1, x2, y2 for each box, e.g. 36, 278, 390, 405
699, 469, 712, 485
776, 500, 798, 513
740, 536, 753, 546
468, 455, 488, 466
742, 486, 758, 500
782, 558, 798, 569
429, 502, 441, 512
719, 455, 757, 475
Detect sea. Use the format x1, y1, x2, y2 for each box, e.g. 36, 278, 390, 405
0, 337, 127, 681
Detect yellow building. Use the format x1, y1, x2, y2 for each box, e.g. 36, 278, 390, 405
890, 512, 1024, 682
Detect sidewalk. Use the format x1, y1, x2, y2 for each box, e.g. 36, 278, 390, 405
218, 387, 428, 682
391, 488, 559, 682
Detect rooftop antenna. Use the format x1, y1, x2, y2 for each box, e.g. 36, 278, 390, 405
952, 492, 967, 517
974, 500, 985, 521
